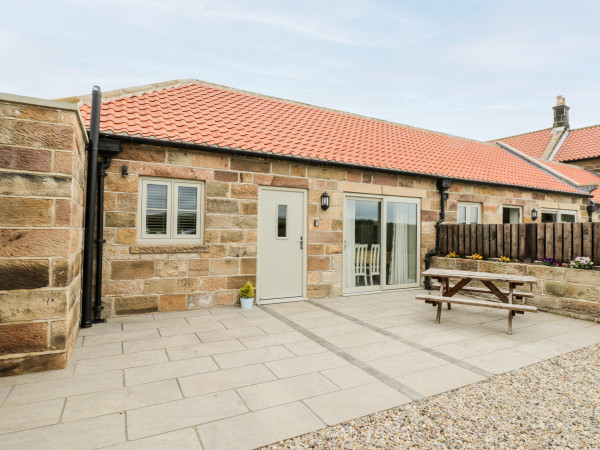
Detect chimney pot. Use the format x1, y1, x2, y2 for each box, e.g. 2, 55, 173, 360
556, 95, 565, 106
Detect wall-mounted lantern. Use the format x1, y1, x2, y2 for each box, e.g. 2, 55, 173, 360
531, 209, 538, 221
321, 192, 330, 210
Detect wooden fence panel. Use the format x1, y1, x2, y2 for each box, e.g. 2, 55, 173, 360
489, 225, 497, 258
440, 225, 448, 254
497, 224, 504, 257
573, 223, 582, 258
555, 224, 563, 262
582, 223, 592, 260
518, 225, 526, 261
503, 224, 511, 258
563, 223, 572, 262
545, 224, 554, 260
536, 223, 545, 261
594, 223, 600, 264
439, 222, 594, 263
482, 225, 490, 259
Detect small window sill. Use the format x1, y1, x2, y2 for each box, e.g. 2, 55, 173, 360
130, 244, 210, 254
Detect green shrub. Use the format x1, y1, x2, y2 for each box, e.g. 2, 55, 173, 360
239, 281, 254, 299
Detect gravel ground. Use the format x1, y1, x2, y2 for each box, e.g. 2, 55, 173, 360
263, 343, 600, 449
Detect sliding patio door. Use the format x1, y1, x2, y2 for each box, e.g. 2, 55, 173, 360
343, 195, 420, 293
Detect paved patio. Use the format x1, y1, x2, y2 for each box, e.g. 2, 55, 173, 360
1, 289, 600, 449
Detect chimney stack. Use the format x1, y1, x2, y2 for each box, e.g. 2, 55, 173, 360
553, 95, 570, 129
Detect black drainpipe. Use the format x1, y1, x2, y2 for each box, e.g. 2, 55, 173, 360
80, 86, 102, 328
587, 203, 597, 223
93, 156, 111, 323
424, 178, 451, 290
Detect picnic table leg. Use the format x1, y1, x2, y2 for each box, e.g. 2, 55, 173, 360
508, 310, 513, 335
445, 279, 451, 310
436, 301, 443, 324
509, 283, 516, 317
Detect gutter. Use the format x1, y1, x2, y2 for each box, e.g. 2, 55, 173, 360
424, 179, 451, 290
100, 133, 592, 198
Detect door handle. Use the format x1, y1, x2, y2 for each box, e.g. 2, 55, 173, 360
298, 236, 303, 250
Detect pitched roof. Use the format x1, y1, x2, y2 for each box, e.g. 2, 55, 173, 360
78, 80, 585, 196
537, 160, 600, 202
491, 128, 554, 159
554, 125, 600, 162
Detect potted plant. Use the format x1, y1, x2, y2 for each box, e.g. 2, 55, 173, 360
239, 281, 255, 309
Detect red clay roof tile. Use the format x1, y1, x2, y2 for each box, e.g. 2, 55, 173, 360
554, 125, 600, 162
491, 129, 554, 159
79, 81, 585, 196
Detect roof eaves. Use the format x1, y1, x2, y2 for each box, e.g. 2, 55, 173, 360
103, 131, 591, 198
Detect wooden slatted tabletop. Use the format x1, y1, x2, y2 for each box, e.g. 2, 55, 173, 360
423, 268, 536, 284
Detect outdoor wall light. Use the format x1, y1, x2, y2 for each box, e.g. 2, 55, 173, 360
321, 192, 330, 210
122, 165, 129, 177
531, 209, 538, 221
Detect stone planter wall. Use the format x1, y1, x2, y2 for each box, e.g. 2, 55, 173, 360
431, 256, 600, 322
0, 94, 87, 375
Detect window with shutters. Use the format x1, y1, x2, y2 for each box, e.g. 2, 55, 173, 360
138, 177, 204, 243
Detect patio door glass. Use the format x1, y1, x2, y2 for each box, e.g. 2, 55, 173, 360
386, 201, 418, 286
344, 195, 420, 293
344, 199, 381, 290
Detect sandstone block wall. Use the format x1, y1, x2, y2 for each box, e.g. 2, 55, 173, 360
98, 142, 591, 317
431, 256, 600, 322
570, 157, 600, 175
0, 94, 87, 375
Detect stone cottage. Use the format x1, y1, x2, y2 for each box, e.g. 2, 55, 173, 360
0, 81, 597, 374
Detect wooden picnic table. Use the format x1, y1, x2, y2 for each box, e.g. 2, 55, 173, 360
417, 268, 537, 334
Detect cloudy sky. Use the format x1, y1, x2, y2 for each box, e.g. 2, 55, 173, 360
2, 0, 598, 140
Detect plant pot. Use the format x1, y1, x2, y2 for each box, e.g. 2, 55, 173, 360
240, 297, 254, 309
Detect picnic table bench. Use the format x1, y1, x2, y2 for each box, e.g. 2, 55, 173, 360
417, 268, 537, 335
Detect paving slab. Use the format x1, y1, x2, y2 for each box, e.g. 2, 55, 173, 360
284, 340, 327, 356
342, 339, 414, 362
158, 321, 226, 336
0, 413, 126, 450
303, 382, 411, 425
196, 326, 265, 343
122, 333, 200, 353
166, 339, 246, 360
265, 352, 349, 378
70, 342, 123, 361
239, 331, 307, 349
320, 365, 378, 389
62, 379, 182, 422
395, 363, 487, 397
0, 398, 63, 434
126, 389, 248, 440
212, 345, 295, 369
463, 348, 542, 374
369, 350, 447, 377
236, 372, 339, 411
5, 370, 123, 406
74, 349, 168, 375
178, 363, 277, 397
83, 329, 160, 347
197, 401, 324, 450
105, 428, 202, 449
125, 356, 218, 386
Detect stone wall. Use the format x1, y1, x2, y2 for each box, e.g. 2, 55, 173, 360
0, 93, 87, 375
98, 142, 591, 316
431, 256, 600, 322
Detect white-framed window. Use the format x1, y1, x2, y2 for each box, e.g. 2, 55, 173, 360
138, 177, 204, 244
457, 202, 481, 224
541, 209, 577, 223
502, 206, 522, 224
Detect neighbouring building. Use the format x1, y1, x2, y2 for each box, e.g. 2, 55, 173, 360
0, 80, 597, 375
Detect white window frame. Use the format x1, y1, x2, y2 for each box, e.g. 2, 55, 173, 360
138, 177, 204, 244
457, 202, 481, 224
502, 205, 522, 224
541, 208, 577, 223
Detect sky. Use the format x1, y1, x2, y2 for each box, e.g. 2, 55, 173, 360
1, 0, 599, 141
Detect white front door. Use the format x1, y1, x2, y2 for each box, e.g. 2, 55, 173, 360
258, 187, 306, 303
